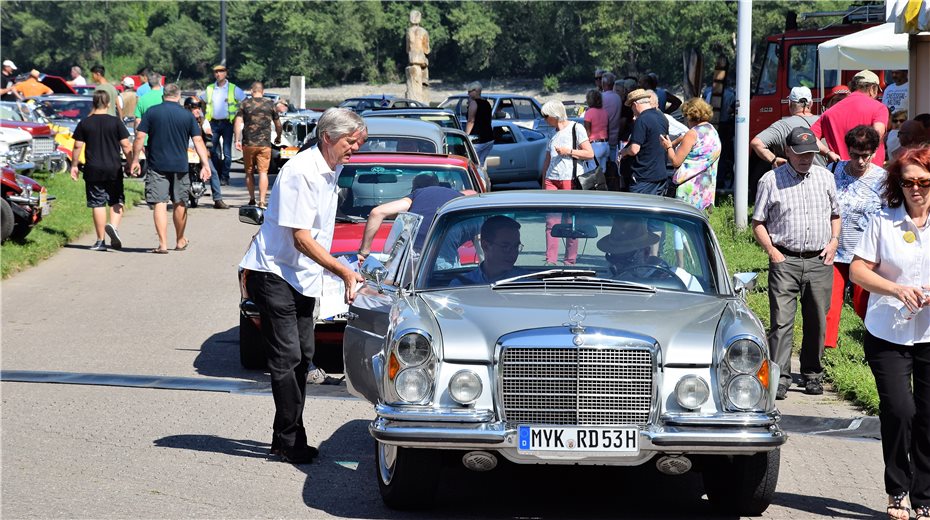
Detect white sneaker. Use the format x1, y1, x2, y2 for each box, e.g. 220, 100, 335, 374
105, 224, 122, 250
307, 367, 327, 385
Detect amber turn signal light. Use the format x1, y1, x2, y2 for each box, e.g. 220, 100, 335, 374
388, 352, 400, 380
756, 359, 770, 391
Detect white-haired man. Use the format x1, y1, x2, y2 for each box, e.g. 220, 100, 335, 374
465, 81, 493, 166
240, 107, 367, 464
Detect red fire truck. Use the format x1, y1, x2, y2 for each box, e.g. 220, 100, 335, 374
749, 4, 886, 139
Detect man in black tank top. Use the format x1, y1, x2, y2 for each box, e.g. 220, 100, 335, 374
465, 81, 494, 166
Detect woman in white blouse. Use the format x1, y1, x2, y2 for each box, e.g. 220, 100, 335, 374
850, 147, 930, 520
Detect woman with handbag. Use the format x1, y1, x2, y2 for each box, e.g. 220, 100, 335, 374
540, 100, 594, 266
659, 98, 721, 211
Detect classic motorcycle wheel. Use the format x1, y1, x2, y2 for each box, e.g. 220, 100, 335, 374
188, 195, 199, 208
0, 199, 14, 243
375, 441, 440, 509
52, 157, 71, 176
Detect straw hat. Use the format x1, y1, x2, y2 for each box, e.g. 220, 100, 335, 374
597, 218, 660, 255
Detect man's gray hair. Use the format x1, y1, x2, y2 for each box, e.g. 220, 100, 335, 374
601, 72, 616, 89
147, 72, 162, 88
466, 81, 482, 93
540, 100, 568, 121
317, 107, 366, 143
162, 83, 181, 99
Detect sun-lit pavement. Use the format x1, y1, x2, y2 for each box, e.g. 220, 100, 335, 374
1, 169, 887, 518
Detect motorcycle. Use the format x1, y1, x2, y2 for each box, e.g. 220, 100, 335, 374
1, 164, 55, 243
186, 145, 207, 208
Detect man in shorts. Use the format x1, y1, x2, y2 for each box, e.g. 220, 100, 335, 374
130, 84, 211, 254
70, 90, 133, 251
235, 81, 281, 207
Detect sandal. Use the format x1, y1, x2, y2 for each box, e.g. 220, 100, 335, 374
916, 505, 930, 520
888, 492, 910, 520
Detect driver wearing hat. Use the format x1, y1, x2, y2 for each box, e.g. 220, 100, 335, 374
597, 216, 702, 290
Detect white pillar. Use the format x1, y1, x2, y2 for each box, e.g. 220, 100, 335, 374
909, 33, 930, 117
289, 76, 306, 110
734, 0, 753, 230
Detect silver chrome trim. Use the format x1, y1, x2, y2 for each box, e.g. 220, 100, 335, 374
375, 404, 493, 422
661, 412, 779, 427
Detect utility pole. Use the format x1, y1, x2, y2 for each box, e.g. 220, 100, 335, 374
220, 0, 227, 66
734, 0, 752, 230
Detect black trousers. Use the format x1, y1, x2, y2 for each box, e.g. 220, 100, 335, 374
246, 271, 318, 450
864, 331, 930, 506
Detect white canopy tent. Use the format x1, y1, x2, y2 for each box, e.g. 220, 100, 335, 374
817, 23, 908, 93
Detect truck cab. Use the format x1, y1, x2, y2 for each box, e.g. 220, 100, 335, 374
749, 5, 886, 139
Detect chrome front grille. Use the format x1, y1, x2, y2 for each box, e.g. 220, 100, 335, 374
32, 136, 55, 155
8, 143, 29, 163
500, 345, 654, 426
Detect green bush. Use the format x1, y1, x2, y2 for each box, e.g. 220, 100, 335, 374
542, 74, 560, 94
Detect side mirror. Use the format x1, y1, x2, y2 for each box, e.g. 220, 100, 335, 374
238, 205, 264, 226
733, 272, 758, 298
360, 256, 388, 293
485, 156, 501, 168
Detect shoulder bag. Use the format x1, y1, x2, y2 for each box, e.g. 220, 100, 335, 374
571, 123, 607, 191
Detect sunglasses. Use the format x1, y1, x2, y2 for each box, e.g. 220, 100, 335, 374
848, 150, 874, 160
900, 178, 930, 189
893, 118, 907, 123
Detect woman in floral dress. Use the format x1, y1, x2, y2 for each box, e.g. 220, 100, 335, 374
659, 98, 721, 211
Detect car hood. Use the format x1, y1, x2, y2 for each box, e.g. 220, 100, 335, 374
419, 288, 730, 365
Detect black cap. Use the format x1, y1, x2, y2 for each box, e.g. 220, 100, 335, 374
786, 127, 819, 154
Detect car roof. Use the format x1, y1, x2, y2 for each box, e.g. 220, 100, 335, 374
444, 93, 538, 100
438, 190, 707, 220
348, 152, 469, 167
362, 107, 455, 115
362, 117, 445, 142
31, 94, 93, 101
346, 95, 399, 101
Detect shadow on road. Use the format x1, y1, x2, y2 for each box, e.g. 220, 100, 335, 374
193, 326, 261, 381
154, 434, 271, 460
769, 492, 881, 519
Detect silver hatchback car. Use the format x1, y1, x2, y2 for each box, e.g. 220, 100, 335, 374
344, 190, 784, 514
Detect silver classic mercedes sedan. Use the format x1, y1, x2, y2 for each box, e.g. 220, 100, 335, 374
344, 190, 785, 515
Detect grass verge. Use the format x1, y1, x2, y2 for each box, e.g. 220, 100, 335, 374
1, 173, 145, 279
710, 198, 877, 414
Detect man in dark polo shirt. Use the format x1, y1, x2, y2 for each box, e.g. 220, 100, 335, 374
752, 127, 840, 400
621, 88, 669, 196
130, 84, 211, 254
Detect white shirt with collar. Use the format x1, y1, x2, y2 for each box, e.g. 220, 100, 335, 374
240, 146, 340, 297
854, 204, 930, 345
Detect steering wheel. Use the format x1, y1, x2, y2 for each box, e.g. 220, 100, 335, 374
616, 263, 688, 291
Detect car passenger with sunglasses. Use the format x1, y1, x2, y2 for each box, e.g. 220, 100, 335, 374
824, 125, 888, 349
850, 147, 930, 520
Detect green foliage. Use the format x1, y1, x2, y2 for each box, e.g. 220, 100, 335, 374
1, 175, 145, 279
541, 74, 560, 94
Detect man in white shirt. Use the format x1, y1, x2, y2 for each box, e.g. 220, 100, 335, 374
882, 70, 908, 115
67, 65, 86, 86
240, 107, 366, 464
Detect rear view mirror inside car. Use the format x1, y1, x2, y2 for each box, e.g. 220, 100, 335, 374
550, 223, 597, 239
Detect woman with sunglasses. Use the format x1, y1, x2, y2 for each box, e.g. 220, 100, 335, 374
851, 147, 930, 520
824, 125, 887, 350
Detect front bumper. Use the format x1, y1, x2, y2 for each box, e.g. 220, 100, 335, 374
31, 151, 66, 172
369, 406, 786, 461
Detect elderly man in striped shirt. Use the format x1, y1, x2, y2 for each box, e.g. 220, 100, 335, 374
752, 127, 841, 401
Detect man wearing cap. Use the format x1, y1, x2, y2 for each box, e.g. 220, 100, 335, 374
752, 126, 840, 400
751, 86, 836, 171
464, 81, 493, 167
120, 77, 138, 122
1, 60, 22, 101
620, 88, 669, 196
13, 70, 53, 98
201, 64, 246, 186
811, 70, 888, 167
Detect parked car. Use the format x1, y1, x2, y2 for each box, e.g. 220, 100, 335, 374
14, 73, 76, 95
344, 190, 784, 514
1, 163, 54, 243
361, 107, 462, 131
28, 95, 94, 134
71, 84, 97, 96
339, 95, 427, 113
237, 152, 489, 370
485, 120, 548, 185
438, 93, 544, 129
0, 126, 35, 175
271, 111, 322, 174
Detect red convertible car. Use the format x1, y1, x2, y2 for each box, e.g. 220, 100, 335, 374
239, 152, 488, 370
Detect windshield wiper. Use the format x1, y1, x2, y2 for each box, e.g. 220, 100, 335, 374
493, 269, 655, 292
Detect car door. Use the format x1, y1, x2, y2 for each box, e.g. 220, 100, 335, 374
343, 213, 423, 403
486, 122, 524, 182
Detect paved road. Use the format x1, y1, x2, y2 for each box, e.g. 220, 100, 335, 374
2, 170, 888, 518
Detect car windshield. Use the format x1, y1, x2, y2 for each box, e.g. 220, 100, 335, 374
34, 99, 92, 121
336, 163, 475, 220
340, 98, 383, 111
359, 136, 438, 154
372, 113, 458, 129
0, 103, 25, 122
417, 207, 721, 294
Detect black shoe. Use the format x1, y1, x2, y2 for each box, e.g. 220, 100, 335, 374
804, 379, 824, 395
271, 445, 319, 464
776, 382, 789, 400
220, 179, 229, 186
89, 240, 107, 251
247, 199, 256, 206
213, 200, 229, 209
105, 224, 122, 250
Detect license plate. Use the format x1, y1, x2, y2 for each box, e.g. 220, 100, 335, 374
39, 192, 50, 216
518, 426, 639, 453
281, 148, 298, 158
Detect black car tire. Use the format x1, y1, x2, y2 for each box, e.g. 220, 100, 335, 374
239, 313, 268, 370
703, 448, 780, 516
0, 199, 14, 243
9, 218, 32, 241
375, 441, 440, 510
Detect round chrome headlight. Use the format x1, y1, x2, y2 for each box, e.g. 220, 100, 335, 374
396, 333, 431, 366
449, 370, 482, 404
395, 368, 431, 402
675, 375, 710, 410
726, 375, 764, 410
726, 339, 764, 374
